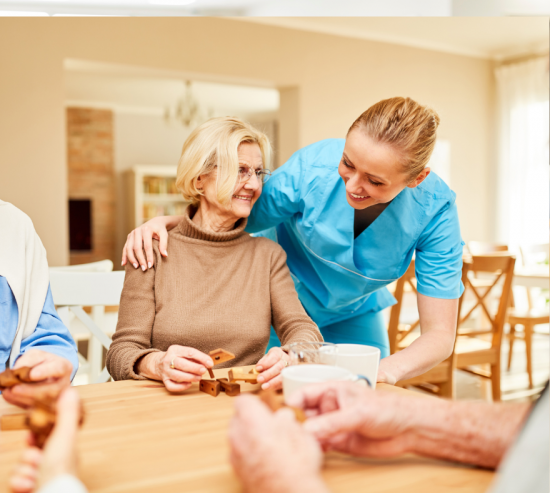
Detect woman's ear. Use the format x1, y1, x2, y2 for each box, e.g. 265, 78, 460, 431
196, 175, 203, 190
407, 167, 431, 189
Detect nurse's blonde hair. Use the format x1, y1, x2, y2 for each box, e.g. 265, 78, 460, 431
347, 97, 439, 180
176, 116, 271, 206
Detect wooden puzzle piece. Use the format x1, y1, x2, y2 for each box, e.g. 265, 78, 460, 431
216, 378, 240, 396
199, 380, 221, 397
0, 386, 85, 446
0, 413, 28, 431
209, 349, 235, 366
207, 368, 215, 379
259, 389, 306, 423
228, 369, 258, 384
0, 366, 33, 390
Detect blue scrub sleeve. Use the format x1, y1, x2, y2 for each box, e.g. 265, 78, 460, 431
415, 199, 465, 299
246, 149, 304, 233
18, 286, 79, 380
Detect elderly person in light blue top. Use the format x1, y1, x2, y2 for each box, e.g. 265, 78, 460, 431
122, 97, 464, 386
0, 200, 78, 408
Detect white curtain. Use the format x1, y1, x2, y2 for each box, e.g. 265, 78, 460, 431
495, 57, 549, 248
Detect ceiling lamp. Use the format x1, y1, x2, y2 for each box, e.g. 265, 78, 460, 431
164, 80, 213, 128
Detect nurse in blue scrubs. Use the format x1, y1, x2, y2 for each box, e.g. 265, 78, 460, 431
122, 97, 463, 386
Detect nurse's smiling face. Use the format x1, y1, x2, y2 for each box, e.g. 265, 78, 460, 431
339, 129, 430, 210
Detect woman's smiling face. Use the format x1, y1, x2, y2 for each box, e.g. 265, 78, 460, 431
338, 128, 430, 210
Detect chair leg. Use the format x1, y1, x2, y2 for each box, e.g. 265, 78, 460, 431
525, 322, 534, 389
490, 362, 501, 402
507, 324, 516, 370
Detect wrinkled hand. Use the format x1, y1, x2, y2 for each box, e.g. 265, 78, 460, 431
122, 216, 172, 271
255, 347, 289, 390
289, 382, 420, 458
229, 394, 326, 493
3, 350, 73, 408
9, 388, 80, 493
139, 346, 213, 393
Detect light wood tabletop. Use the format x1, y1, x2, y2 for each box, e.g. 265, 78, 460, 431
0, 367, 494, 493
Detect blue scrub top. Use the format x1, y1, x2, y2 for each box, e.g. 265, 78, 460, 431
246, 138, 464, 328
0, 276, 79, 381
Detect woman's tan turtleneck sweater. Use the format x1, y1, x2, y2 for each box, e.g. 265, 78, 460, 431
106, 206, 322, 381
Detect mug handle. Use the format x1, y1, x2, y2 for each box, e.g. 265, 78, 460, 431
355, 374, 373, 388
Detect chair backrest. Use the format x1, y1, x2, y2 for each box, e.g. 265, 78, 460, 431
388, 260, 471, 355
49, 271, 125, 307
387, 261, 416, 354
467, 241, 508, 255
49, 259, 114, 273
459, 254, 516, 348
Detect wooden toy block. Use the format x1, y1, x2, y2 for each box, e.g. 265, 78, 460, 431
199, 379, 221, 397
228, 369, 257, 384
216, 378, 241, 396
259, 389, 306, 423
0, 366, 33, 390
0, 413, 29, 431
209, 349, 235, 366
207, 368, 215, 379
249, 368, 260, 375
28, 388, 85, 449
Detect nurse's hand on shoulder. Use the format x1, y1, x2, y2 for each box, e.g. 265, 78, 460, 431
3, 350, 72, 409
289, 382, 418, 459
255, 347, 289, 391
122, 215, 182, 272
137, 345, 214, 393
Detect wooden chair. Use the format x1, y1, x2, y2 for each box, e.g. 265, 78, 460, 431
507, 244, 549, 388
455, 254, 516, 401
388, 259, 470, 398
49, 268, 125, 383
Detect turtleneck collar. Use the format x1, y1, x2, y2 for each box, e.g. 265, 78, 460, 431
177, 204, 248, 243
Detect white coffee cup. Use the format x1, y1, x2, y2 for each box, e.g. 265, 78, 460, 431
282, 364, 368, 404
335, 344, 380, 389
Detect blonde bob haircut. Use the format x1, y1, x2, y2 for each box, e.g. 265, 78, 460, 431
176, 116, 272, 206
348, 97, 440, 180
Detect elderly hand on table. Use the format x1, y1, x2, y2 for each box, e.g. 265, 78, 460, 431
229, 394, 329, 493
9, 388, 86, 493
289, 382, 419, 458
136, 345, 214, 393
255, 347, 289, 390
3, 349, 73, 409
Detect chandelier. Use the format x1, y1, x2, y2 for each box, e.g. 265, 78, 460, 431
164, 80, 213, 128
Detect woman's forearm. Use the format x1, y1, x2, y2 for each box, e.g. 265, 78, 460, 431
136, 352, 162, 380
381, 327, 454, 382
410, 398, 530, 468
382, 294, 457, 382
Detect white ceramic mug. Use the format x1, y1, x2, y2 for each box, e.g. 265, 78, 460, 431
282, 364, 368, 404
335, 344, 380, 389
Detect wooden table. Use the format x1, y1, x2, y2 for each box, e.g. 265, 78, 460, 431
0, 367, 494, 493
514, 265, 549, 289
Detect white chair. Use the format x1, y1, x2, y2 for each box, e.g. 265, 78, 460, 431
49, 268, 125, 383
50, 259, 114, 273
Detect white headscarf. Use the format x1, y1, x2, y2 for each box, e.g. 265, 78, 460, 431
0, 200, 49, 366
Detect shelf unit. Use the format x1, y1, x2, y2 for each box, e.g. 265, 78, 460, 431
126, 165, 189, 230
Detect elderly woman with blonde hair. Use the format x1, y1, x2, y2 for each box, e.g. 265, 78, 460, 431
106, 117, 322, 392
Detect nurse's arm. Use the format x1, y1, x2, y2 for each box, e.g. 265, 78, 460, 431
377, 294, 457, 384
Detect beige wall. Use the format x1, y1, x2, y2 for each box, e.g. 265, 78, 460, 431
0, 18, 494, 265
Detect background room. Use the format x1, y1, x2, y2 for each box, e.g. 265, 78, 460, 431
0, 17, 547, 398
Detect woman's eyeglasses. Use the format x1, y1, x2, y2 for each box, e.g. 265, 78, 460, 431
238, 166, 272, 184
